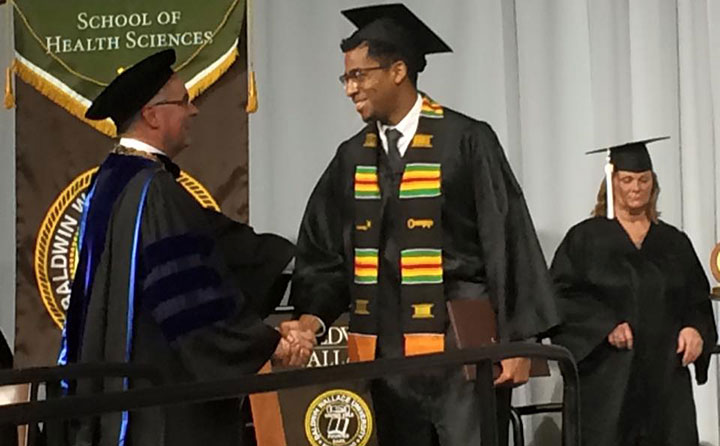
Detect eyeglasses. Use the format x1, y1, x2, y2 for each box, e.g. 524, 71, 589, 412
338, 65, 390, 86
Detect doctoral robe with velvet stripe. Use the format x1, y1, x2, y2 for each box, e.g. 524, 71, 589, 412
550, 217, 717, 446
58, 153, 293, 446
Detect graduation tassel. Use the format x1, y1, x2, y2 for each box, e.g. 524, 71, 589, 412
245, 0, 258, 113
4, 60, 15, 110
604, 156, 614, 219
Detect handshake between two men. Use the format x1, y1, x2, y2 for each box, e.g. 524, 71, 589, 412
272, 315, 323, 367
270, 314, 533, 387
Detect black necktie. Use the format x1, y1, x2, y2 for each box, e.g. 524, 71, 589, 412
385, 128, 403, 174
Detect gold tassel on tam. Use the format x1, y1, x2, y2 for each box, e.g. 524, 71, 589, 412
245, 0, 258, 113
4, 61, 15, 109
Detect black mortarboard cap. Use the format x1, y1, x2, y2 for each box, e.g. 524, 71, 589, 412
341, 3, 452, 72
586, 136, 668, 219
85, 49, 176, 129
586, 136, 668, 172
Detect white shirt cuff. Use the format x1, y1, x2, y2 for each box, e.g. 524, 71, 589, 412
311, 315, 327, 337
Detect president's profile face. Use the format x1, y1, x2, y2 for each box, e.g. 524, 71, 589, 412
153, 75, 198, 157
342, 45, 395, 123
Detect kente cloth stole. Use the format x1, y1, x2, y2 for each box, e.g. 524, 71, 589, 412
348, 95, 447, 362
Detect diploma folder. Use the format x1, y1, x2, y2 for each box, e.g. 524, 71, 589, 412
447, 299, 550, 382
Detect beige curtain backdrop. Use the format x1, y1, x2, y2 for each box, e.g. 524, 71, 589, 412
0, 3, 16, 349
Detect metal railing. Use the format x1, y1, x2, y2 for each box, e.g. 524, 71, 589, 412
509, 344, 720, 446
0, 343, 579, 446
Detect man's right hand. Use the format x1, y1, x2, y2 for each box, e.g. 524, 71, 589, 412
608, 322, 633, 350
279, 315, 322, 341
277, 314, 321, 366
273, 337, 312, 367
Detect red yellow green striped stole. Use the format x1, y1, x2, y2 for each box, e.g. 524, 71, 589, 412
348, 94, 446, 362
399, 163, 441, 199
354, 166, 380, 199
354, 248, 379, 284
421, 95, 444, 118
401, 249, 443, 284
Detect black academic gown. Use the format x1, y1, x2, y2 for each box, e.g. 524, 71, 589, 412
550, 217, 717, 446
59, 153, 293, 446
291, 106, 559, 446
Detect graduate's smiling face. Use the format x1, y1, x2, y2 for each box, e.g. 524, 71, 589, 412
613, 170, 654, 212
342, 44, 399, 123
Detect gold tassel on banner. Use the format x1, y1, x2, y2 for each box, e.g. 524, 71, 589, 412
4, 60, 15, 110
245, 0, 258, 113
246, 71, 258, 113
4, 0, 14, 109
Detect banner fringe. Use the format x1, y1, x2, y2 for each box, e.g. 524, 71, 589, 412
187, 46, 239, 100
15, 46, 239, 137
4, 60, 16, 109
246, 71, 258, 113
14, 60, 116, 136
245, 0, 257, 114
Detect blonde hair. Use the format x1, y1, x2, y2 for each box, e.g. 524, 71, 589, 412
591, 172, 660, 222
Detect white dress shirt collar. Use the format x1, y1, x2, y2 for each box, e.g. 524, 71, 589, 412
118, 137, 167, 157
377, 93, 422, 157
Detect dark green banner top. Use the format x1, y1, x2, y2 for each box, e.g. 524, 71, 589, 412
11, 0, 245, 135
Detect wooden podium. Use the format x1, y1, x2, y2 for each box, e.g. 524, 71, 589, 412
253, 313, 377, 446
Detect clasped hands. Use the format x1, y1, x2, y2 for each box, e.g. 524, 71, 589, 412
608, 322, 703, 366
272, 315, 320, 367
271, 314, 535, 386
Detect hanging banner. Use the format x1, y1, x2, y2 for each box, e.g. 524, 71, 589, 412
11, 0, 245, 135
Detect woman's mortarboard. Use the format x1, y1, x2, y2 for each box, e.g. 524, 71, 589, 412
85, 49, 176, 131
586, 136, 669, 219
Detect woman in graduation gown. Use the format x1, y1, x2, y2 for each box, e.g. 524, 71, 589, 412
550, 138, 717, 446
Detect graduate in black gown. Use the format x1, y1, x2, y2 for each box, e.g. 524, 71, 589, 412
550, 138, 717, 446
56, 49, 308, 446
283, 4, 559, 446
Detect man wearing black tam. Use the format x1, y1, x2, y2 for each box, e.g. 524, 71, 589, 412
285, 4, 559, 445
550, 137, 716, 445
57, 49, 310, 446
